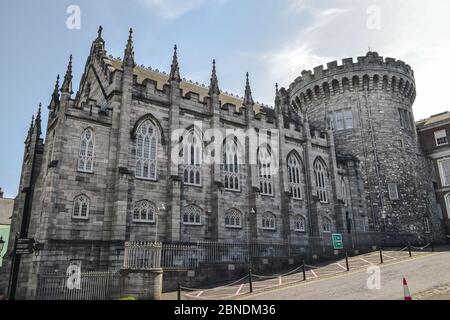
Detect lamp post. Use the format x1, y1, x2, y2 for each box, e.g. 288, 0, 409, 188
154, 203, 166, 243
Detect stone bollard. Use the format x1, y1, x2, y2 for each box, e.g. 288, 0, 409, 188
120, 268, 163, 300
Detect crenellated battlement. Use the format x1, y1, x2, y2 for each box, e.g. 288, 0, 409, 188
289, 52, 414, 93
288, 52, 417, 111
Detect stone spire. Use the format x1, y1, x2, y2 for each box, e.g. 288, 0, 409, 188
35, 103, 42, 136
169, 45, 181, 82
123, 28, 135, 68
61, 55, 73, 95
49, 75, 60, 111
27, 115, 35, 139
274, 83, 281, 107
209, 59, 220, 96
243, 72, 254, 106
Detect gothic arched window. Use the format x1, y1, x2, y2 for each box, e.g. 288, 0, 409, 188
133, 200, 156, 223
287, 153, 303, 200
225, 208, 242, 228
323, 217, 332, 233
222, 137, 240, 191
78, 128, 94, 173
262, 212, 276, 230
183, 205, 202, 225
183, 129, 202, 186
294, 216, 306, 232
314, 158, 328, 203
135, 120, 158, 180
72, 195, 90, 219
258, 146, 274, 196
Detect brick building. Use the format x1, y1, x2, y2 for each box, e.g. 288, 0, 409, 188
1, 28, 445, 299
417, 112, 450, 235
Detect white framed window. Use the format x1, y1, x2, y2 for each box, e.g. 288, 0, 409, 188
399, 109, 405, 128
294, 216, 306, 232
183, 205, 202, 226
136, 120, 158, 180
225, 208, 242, 229
322, 217, 332, 233
72, 195, 90, 219
287, 153, 303, 200
424, 217, 431, 234
331, 110, 353, 131
78, 128, 94, 173
343, 110, 354, 129
133, 200, 156, 223
182, 129, 202, 186
262, 213, 276, 231
335, 111, 344, 130
258, 146, 274, 196
435, 130, 448, 146
314, 158, 328, 203
439, 158, 450, 187
388, 183, 399, 200
222, 138, 240, 191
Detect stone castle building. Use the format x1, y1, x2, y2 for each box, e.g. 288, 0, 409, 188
1, 27, 445, 298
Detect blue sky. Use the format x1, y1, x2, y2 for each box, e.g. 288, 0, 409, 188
1, 0, 450, 198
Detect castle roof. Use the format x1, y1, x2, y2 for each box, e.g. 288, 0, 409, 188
416, 111, 450, 130
105, 56, 269, 114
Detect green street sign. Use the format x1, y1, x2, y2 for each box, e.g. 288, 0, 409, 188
332, 233, 344, 250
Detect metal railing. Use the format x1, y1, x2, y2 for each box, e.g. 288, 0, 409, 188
36, 271, 120, 300
123, 241, 162, 270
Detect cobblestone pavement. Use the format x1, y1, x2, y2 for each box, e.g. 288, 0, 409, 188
162, 246, 449, 300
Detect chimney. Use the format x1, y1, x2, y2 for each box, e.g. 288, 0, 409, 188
0, 188, 3, 198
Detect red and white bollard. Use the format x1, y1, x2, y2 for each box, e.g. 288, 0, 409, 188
403, 277, 413, 300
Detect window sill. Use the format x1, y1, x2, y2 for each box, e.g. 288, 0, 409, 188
133, 220, 156, 224
225, 225, 242, 229
183, 223, 202, 226
184, 183, 203, 188
135, 176, 159, 182
224, 188, 241, 193
72, 217, 89, 221
262, 228, 276, 231
77, 170, 94, 175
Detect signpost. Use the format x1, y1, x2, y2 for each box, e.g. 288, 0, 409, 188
7, 234, 36, 300
16, 238, 35, 255
332, 233, 344, 250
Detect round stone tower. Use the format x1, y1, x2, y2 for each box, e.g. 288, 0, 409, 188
288, 52, 438, 238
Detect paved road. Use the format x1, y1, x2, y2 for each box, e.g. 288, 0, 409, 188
240, 250, 450, 300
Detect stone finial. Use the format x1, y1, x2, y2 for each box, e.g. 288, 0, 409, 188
123, 28, 135, 68
243, 72, 254, 106
275, 83, 281, 107
61, 54, 73, 95
169, 45, 181, 82
209, 59, 220, 96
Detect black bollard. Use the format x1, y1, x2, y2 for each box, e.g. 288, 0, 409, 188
302, 260, 306, 281
248, 269, 253, 293
408, 245, 412, 257
345, 252, 350, 271
379, 247, 383, 264
431, 242, 435, 252
177, 282, 181, 301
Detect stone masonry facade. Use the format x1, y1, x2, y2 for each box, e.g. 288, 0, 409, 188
0, 28, 445, 299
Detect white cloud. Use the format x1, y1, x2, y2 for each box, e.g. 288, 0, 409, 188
258, 1, 450, 119
140, 0, 225, 20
